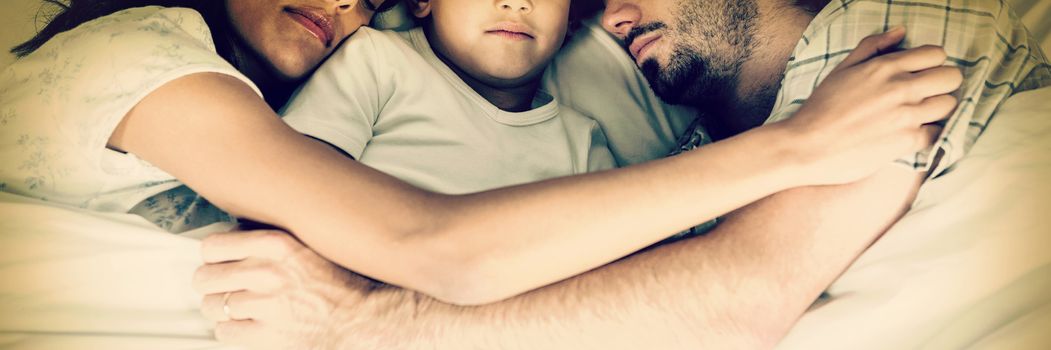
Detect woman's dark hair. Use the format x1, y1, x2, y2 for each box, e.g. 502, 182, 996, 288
11, 0, 238, 64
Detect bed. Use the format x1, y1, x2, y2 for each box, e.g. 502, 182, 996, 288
1, 1, 1049, 349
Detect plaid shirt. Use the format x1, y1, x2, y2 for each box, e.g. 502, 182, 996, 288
764, 0, 1051, 177
672, 0, 1050, 238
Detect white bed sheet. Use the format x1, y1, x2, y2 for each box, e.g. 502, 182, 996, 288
1, 86, 1048, 349
0, 1, 1048, 349
779, 86, 1051, 349
0, 196, 235, 349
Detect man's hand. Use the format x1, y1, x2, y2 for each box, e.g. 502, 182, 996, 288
776, 27, 962, 186
192, 230, 375, 350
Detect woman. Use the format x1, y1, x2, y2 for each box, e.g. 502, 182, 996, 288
0, 0, 957, 305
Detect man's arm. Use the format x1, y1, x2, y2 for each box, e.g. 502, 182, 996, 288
314, 165, 924, 349
191, 164, 924, 349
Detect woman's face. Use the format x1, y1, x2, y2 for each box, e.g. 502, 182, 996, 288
226, 0, 384, 81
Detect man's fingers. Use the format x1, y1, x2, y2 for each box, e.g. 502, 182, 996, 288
878, 44, 949, 73
906, 65, 964, 100
914, 124, 943, 153
201, 229, 299, 264
837, 26, 906, 69
201, 291, 279, 322
201, 292, 231, 322
214, 319, 260, 345
908, 94, 959, 125
193, 259, 286, 295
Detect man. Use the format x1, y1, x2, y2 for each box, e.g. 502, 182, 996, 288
192, 0, 1049, 348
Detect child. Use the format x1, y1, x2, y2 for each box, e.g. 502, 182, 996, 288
281, 0, 615, 195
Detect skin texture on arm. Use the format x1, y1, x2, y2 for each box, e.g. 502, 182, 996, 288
110, 73, 802, 304
190, 164, 924, 349
115, 30, 953, 304
327, 166, 926, 350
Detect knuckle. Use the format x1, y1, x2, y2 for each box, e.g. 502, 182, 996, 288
860, 33, 881, 47
247, 263, 286, 290
871, 57, 899, 77
948, 67, 964, 84
258, 274, 286, 291
924, 45, 949, 61
200, 234, 222, 251
248, 260, 276, 276
214, 323, 234, 341
199, 296, 214, 316
260, 230, 293, 252
886, 80, 911, 104
191, 266, 211, 292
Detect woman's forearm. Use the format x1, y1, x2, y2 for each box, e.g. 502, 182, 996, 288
113, 73, 808, 304
382, 124, 806, 304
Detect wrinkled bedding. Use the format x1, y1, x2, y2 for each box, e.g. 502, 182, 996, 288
1, 86, 1048, 349
0, 1, 1049, 349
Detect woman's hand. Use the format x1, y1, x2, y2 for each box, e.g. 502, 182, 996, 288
193, 229, 374, 350
777, 27, 963, 186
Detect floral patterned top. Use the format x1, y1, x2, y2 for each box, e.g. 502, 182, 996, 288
0, 6, 258, 230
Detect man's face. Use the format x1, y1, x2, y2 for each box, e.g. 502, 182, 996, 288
600, 0, 759, 107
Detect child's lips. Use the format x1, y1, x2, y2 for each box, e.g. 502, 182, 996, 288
485, 22, 536, 40
486, 30, 534, 41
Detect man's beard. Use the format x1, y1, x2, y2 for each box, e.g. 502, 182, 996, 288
639, 48, 736, 110
633, 0, 760, 111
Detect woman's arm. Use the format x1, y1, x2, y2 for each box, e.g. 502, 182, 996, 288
114, 30, 958, 305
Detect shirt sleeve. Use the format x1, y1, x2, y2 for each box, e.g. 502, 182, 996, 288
281, 28, 390, 160
0, 6, 258, 206
66, 7, 259, 166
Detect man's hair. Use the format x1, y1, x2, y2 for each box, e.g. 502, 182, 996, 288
569, 0, 603, 26
11, 0, 238, 65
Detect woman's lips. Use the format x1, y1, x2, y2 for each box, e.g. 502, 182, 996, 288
629, 34, 662, 64
285, 7, 335, 47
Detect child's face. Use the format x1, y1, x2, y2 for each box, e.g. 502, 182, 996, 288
414, 0, 571, 87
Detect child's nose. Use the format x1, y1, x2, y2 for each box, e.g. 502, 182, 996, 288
495, 0, 533, 14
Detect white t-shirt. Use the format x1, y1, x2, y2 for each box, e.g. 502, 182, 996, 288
542, 16, 699, 167
0, 6, 261, 213
282, 27, 615, 194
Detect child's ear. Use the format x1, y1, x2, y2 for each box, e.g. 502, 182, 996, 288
406, 0, 433, 19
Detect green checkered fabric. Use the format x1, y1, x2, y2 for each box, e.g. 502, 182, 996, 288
764, 0, 1051, 177
669, 0, 1050, 239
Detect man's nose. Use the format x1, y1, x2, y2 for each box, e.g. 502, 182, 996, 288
602, 0, 641, 39
496, 0, 534, 14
